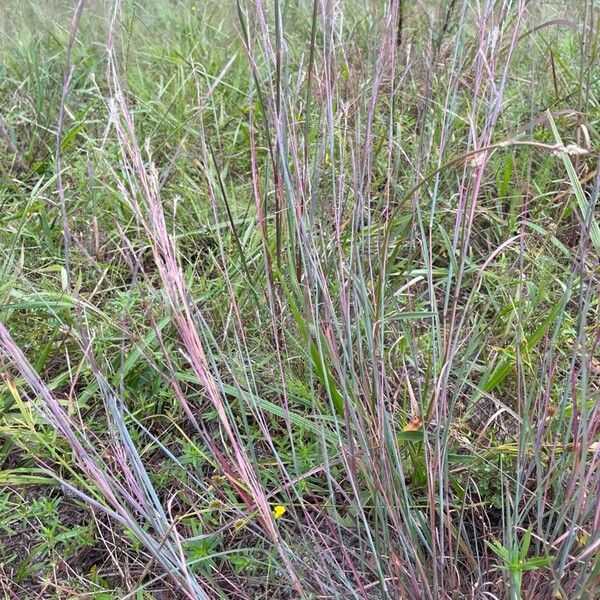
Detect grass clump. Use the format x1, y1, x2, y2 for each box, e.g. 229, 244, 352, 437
0, 0, 598, 598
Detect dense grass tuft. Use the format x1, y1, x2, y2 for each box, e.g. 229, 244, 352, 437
0, 1, 598, 598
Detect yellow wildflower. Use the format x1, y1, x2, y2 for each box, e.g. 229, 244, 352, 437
273, 504, 286, 519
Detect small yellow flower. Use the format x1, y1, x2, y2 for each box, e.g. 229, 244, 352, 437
272, 504, 286, 519
577, 530, 590, 548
